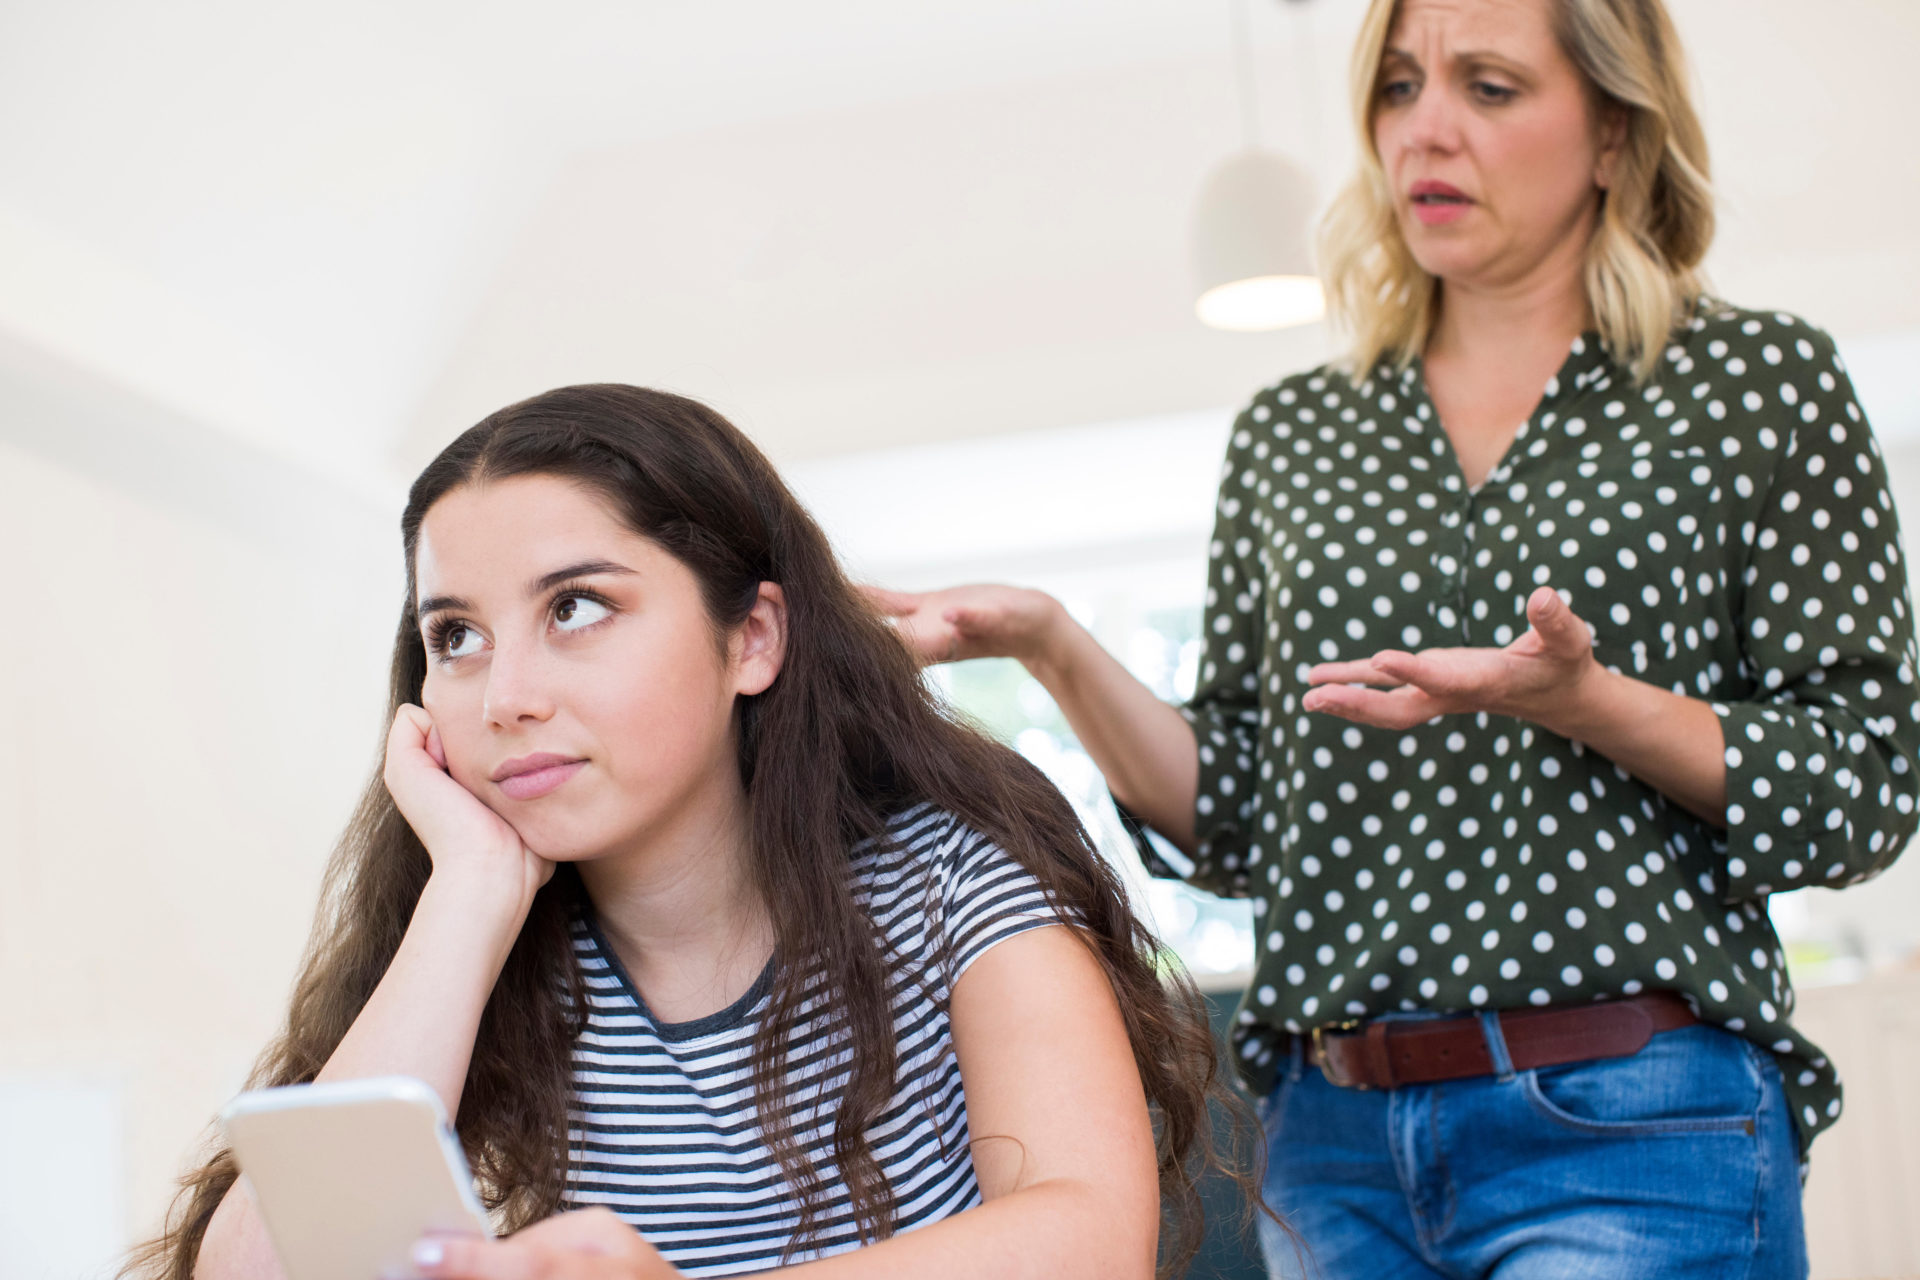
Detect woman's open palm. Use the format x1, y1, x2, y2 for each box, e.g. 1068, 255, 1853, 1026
1303, 586, 1602, 732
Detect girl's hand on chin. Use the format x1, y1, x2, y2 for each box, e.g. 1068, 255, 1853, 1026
385, 704, 556, 904
411, 1207, 680, 1280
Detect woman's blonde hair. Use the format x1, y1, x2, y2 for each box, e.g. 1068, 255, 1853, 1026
1318, 0, 1714, 382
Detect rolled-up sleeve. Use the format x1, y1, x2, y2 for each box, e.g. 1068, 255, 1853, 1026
1125, 413, 1266, 899
1714, 329, 1920, 900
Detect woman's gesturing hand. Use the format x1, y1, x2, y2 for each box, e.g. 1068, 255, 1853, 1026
1303, 586, 1605, 735
863, 584, 1063, 668
411, 1208, 679, 1280
384, 704, 555, 905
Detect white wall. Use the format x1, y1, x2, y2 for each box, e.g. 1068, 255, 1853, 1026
0, 340, 399, 1267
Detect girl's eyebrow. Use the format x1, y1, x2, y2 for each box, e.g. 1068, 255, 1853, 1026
417, 560, 637, 619
529, 559, 637, 594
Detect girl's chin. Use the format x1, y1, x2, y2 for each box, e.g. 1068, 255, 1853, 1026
510, 807, 662, 869
524, 840, 623, 866
518, 821, 652, 869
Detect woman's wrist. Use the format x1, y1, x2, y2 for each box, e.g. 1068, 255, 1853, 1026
1530, 659, 1622, 744
1016, 592, 1080, 686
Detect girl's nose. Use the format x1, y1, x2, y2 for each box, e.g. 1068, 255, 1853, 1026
482, 645, 558, 727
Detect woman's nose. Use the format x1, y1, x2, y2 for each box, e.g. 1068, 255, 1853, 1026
482, 644, 558, 727
1398, 83, 1463, 156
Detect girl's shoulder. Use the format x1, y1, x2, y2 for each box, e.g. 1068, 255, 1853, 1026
853, 803, 1009, 891
854, 804, 1065, 937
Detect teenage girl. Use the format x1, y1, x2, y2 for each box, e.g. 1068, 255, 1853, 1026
129, 386, 1258, 1280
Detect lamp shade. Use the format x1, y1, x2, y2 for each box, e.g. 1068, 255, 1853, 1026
1191, 148, 1325, 331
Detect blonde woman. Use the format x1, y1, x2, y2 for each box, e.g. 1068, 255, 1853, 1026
873, 0, 1918, 1275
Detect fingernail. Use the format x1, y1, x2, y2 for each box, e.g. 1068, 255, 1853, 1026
412, 1240, 444, 1268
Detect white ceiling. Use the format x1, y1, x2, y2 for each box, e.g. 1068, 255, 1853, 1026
1, 0, 1916, 493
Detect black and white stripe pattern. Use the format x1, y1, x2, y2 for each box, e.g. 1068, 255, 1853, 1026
565, 805, 1064, 1276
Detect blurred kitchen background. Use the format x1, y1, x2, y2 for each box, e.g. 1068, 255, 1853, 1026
2, 2, 1917, 1276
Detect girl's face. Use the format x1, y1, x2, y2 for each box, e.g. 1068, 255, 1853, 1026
412, 474, 783, 861
1372, 0, 1621, 294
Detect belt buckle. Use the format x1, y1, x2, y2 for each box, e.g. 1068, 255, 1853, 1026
1311, 1018, 1372, 1090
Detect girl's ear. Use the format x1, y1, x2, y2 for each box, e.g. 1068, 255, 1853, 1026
731, 582, 788, 697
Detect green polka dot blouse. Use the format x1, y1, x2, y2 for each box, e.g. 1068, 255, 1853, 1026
1135, 299, 1920, 1157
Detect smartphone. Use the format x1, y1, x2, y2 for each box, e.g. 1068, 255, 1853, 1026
219, 1076, 493, 1280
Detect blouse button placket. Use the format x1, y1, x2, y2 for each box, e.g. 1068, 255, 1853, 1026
1440, 474, 1475, 643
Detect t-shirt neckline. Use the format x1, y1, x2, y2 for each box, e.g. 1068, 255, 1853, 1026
581, 912, 778, 1042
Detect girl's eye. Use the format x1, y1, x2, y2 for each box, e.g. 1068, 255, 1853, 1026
438, 622, 486, 659
1472, 81, 1517, 104
1380, 77, 1418, 105
554, 594, 613, 632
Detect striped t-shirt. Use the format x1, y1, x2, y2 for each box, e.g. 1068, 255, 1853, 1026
565, 805, 1066, 1275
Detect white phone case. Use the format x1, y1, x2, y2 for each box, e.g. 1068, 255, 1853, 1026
220, 1076, 493, 1280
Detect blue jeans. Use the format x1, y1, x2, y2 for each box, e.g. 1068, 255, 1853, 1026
1256, 1020, 1808, 1280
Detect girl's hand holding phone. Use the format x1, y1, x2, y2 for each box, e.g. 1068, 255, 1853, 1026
412, 1207, 681, 1280
384, 704, 555, 913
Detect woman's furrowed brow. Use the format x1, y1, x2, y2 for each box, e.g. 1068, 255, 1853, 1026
529, 559, 638, 595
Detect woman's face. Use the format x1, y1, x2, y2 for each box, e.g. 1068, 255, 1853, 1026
1371, 0, 1621, 294
412, 474, 783, 862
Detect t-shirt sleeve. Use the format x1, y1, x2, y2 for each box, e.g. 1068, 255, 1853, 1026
937, 821, 1074, 986
1712, 323, 1920, 900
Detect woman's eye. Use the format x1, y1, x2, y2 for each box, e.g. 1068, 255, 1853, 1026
1472, 81, 1516, 104
1380, 78, 1417, 105
553, 595, 613, 632
441, 623, 485, 659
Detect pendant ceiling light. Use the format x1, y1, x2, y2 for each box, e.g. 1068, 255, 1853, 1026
1192, 0, 1325, 332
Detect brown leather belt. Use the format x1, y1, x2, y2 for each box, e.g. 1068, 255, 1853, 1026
1303, 993, 1698, 1090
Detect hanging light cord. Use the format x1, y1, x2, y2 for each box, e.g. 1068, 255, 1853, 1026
1231, 0, 1260, 150
1289, 0, 1327, 178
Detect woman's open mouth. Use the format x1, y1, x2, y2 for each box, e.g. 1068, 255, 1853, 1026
1410, 180, 1472, 225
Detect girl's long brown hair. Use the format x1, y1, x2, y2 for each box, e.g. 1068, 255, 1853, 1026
127, 386, 1273, 1279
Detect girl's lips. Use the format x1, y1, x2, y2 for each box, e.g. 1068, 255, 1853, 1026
498, 760, 586, 801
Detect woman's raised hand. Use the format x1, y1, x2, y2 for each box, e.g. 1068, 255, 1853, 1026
863, 584, 1063, 668
1303, 586, 1605, 735
384, 704, 555, 905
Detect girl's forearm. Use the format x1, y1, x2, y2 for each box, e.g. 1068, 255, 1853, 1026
1544, 665, 1728, 825
1023, 605, 1201, 854
776, 1178, 1155, 1280
195, 875, 527, 1280
313, 872, 530, 1114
